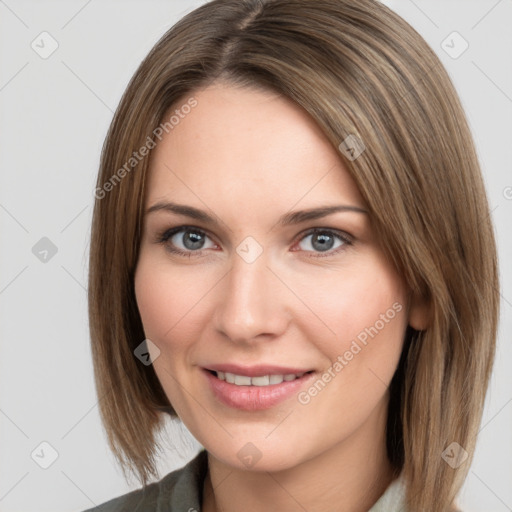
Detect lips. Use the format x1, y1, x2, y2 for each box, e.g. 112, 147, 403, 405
202, 364, 315, 410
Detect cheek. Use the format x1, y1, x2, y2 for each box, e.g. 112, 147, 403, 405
296, 259, 407, 369
293, 268, 407, 434
134, 264, 171, 341
134, 257, 207, 344
134, 256, 219, 417
134, 260, 200, 405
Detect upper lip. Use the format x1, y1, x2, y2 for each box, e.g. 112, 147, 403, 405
203, 363, 314, 377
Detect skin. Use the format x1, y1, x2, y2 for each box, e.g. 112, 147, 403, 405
134, 82, 427, 512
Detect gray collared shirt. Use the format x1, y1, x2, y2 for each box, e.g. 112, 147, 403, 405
83, 449, 409, 512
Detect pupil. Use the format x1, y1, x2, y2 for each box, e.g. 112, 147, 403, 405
312, 233, 333, 252
184, 231, 204, 250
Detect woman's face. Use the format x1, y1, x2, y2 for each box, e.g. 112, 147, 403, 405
135, 83, 424, 471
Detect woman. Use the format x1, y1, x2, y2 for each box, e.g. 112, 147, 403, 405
86, 0, 499, 510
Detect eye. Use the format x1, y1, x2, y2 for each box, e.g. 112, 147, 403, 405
155, 226, 352, 259
156, 226, 217, 257
294, 228, 352, 257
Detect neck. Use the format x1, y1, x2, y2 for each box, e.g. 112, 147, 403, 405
202, 397, 396, 512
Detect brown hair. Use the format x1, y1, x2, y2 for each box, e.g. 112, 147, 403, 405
88, 0, 499, 510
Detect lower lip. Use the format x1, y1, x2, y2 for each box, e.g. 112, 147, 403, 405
203, 369, 315, 411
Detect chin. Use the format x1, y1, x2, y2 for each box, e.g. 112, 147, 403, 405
204, 437, 311, 473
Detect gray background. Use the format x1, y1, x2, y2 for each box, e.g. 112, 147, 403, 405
0, 1, 510, 511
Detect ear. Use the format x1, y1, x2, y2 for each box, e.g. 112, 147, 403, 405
408, 292, 430, 331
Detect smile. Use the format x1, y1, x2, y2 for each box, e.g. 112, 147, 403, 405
203, 366, 315, 410
214, 371, 307, 386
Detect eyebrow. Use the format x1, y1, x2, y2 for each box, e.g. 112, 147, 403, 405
146, 201, 368, 227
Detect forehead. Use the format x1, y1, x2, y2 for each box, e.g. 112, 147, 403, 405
146, 84, 365, 215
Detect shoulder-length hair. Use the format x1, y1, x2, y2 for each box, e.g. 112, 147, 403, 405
88, 0, 499, 510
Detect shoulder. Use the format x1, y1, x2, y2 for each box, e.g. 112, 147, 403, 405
82, 481, 159, 512
82, 449, 208, 512
369, 473, 464, 512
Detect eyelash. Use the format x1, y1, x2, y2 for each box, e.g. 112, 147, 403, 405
154, 225, 353, 259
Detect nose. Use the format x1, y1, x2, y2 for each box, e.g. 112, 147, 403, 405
213, 249, 290, 345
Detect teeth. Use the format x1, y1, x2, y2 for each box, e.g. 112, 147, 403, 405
269, 374, 284, 385
234, 374, 252, 386
215, 371, 306, 386
251, 375, 270, 386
